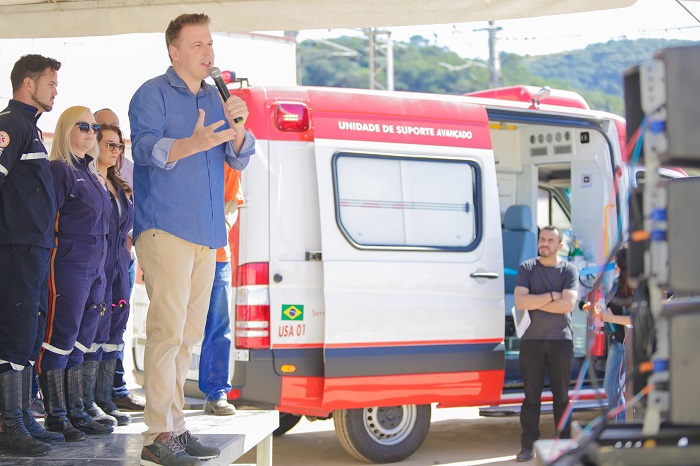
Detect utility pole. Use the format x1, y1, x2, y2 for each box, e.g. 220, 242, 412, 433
366, 29, 394, 91
487, 21, 502, 88
284, 30, 301, 85
475, 21, 503, 88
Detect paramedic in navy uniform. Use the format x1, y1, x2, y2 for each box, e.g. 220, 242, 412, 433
83, 123, 134, 428
92, 108, 145, 413
129, 13, 254, 466
38, 106, 114, 441
0, 54, 62, 457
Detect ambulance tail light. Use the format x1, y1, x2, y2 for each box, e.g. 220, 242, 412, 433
275, 103, 309, 132
235, 262, 270, 349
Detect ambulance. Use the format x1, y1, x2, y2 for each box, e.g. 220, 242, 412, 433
132, 83, 629, 463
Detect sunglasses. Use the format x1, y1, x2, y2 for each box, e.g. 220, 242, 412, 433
105, 142, 126, 152
75, 122, 101, 133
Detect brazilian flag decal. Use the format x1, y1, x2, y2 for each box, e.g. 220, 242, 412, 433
282, 305, 304, 321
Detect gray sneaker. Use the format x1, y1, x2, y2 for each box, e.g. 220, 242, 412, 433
203, 398, 236, 416
175, 430, 220, 459
140, 432, 201, 466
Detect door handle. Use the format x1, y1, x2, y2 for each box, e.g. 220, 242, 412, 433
470, 272, 500, 279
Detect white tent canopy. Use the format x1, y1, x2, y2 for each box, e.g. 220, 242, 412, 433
0, 0, 639, 38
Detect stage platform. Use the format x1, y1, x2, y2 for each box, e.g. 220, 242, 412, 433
0, 409, 278, 466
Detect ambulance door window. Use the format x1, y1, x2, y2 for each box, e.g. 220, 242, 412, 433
333, 153, 481, 251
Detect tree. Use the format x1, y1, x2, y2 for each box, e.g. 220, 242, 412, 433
297, 35, 698, 114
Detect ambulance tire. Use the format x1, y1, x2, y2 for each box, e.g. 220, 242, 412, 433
333, 404, 431, 463
273, 413, 302, 437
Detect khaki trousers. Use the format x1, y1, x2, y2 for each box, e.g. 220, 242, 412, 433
136, 229, 215, 445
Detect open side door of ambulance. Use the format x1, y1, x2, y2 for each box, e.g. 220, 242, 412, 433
485, 104, 628, 389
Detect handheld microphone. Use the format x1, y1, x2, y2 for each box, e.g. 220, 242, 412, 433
209, 67, 243, 124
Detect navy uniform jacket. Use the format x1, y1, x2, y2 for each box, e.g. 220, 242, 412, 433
51, 156, 111, 242
105, 182, 134, 306
0, 100, 57, 247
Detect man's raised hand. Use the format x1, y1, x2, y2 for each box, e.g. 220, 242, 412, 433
191, 109, 235, 153
166, 109, 236, 163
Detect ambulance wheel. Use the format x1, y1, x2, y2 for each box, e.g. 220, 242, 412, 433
273, 413, 302, 437
333, 404, 431, 463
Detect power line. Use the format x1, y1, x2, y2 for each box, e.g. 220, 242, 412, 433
676, 0, 700, 24
497, 24, 700, 44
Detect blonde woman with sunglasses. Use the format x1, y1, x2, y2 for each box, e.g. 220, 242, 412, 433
37, 106, 114, 440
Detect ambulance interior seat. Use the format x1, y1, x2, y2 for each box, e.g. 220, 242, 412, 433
502, 204, 537, 315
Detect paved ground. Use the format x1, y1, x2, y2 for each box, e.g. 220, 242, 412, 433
119, 316, 602, 466
232, 406, 600, 466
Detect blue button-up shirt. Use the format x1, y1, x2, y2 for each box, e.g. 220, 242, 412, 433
129, 67, 254, 248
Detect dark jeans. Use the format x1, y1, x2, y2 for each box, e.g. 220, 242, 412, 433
198, 261, 232, 401
112, 259, 135, 399
519, 339, 573, 448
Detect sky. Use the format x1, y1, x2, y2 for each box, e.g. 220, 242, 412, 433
1, 0, 699, 133
296, 0, 700, 60
0, 33, 297, 136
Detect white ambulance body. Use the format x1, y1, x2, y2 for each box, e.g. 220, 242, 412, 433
132, 84, 628, 463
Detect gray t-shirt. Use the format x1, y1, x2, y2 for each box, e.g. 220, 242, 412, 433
516, 258, 578, 340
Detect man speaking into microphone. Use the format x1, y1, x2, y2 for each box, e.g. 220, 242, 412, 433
209, 67, 243, 124
128, 13, 255, 466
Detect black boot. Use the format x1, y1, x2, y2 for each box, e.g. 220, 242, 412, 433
38, 368, 86, 442
22, 365, 64, 444
96, 359, 131, 426
82, 360, 117, 427
65, 364, 113, 435
0, 369, 52, 456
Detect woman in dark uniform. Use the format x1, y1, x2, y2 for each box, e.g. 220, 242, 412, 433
85, 123, 134, 426
37, 106, 113, 439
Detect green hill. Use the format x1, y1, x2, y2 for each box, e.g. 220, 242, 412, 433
525, 38, 696, 114
298, 36, 698, 115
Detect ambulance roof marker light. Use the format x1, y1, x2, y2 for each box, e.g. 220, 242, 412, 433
219, 70, 249, 88
275, 102, 310, 132
529, 86, 551, 110
220, 70, 235, 84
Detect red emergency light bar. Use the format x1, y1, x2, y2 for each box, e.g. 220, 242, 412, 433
466, 85, 590, 110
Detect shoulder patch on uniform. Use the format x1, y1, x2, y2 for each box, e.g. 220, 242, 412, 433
0, 131, 9, 148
